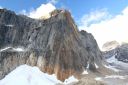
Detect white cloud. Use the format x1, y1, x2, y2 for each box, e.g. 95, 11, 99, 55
20, 1, 57, 19
79, 9, 111, 28
122, 7, 128, 15
79, 7, 128, 49
28, 3, 56, 19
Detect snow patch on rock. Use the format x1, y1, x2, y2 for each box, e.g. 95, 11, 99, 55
105, 75, 125, 79
95, 77, 102, 81
82, 70, 88, 74
6, 24, 14, 27
0, 47, 25, 52
95, 63, 99, 68
86, 63, 90, 69
13, 48, 24, 52
0, 47, 11, 52
64, 76, 78, 84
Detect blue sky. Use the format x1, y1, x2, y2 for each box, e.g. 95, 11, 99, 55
1, 0, 128, 49
0, 0, 128, 20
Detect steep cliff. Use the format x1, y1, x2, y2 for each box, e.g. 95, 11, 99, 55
0, 9, 103, 81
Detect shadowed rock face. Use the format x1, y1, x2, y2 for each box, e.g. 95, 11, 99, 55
0, 9, 103, 81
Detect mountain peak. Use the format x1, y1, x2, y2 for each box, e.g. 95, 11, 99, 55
0, 8, 103, 81
102, 41, 120, 51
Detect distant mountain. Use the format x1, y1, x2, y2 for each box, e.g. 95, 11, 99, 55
102, 41, 120, 51
0, 8, 103, 81
103, 41, 128, 63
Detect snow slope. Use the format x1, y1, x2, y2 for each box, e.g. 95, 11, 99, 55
107, 55, 128, 68
0, 65, 78, 85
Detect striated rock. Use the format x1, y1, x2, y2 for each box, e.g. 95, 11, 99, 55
0, 8, 103, 81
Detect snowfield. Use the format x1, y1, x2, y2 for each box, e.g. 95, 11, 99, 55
104, 64, 120, 72
107, 55, 128, 69
0, 65, 78, 85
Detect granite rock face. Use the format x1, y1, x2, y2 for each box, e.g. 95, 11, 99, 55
0, 9, 103, 81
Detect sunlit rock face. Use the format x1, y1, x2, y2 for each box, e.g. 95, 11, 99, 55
102, 41, 120, 51
0, 9, 103, 81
